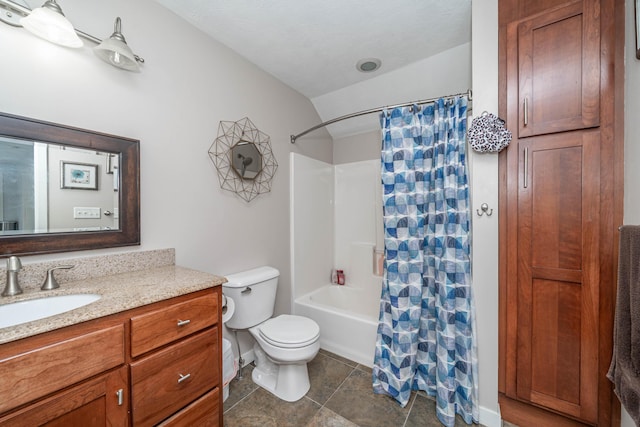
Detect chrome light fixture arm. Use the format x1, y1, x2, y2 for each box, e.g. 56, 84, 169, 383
0, 0, 144, 64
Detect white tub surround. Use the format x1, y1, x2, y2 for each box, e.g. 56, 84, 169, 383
291, 154, 383, 367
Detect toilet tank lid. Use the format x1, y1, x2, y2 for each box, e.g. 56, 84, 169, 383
223, 266, 280, 288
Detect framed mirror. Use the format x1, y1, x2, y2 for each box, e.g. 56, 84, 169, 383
231, 141, 263, 180
0, 112, 140, 257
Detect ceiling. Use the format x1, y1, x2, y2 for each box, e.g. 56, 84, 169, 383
153, 0, 472, 138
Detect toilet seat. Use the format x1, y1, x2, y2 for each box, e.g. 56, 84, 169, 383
258, 315, 320, 349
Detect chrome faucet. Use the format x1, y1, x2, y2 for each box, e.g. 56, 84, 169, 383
41, 265, 75, 291
2, 256, 23, 297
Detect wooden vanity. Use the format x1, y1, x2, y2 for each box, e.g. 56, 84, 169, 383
0, 267, 223, 427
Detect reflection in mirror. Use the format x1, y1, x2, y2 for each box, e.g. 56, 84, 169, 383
0, 138, 120, 235
0, 112, 139, 257
231, 141, 263, 180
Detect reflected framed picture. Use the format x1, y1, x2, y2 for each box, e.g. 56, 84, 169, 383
61, 161, 98, 190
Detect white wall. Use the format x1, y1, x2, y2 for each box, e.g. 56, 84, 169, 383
0, 0, 333, 322
470, 1, 501, 426
333, 130, 381, 165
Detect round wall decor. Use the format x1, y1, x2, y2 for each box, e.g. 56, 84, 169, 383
208, 117, 278, 202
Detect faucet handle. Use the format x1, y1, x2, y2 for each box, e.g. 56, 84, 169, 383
6, 256, 21, 272
41, 265, 75, 291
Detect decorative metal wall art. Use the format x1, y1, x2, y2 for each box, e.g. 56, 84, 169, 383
209, 117, 277, 202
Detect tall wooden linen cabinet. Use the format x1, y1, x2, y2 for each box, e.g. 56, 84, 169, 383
498, 0, 625, 426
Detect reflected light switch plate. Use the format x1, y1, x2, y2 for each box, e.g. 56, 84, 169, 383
74, 207, 101, 219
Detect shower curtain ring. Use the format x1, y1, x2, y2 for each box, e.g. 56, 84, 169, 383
476, 203, 493, 217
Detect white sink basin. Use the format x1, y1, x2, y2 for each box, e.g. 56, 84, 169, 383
0, 294, 101, 329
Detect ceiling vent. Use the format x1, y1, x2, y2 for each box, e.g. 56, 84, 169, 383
356, 58, 381, 73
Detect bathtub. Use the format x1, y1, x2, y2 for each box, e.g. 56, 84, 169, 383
294, 284, 380, 367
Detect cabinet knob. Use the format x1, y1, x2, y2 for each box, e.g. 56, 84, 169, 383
177, 373, 191, 384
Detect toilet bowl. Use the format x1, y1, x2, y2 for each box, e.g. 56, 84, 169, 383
222, 267, 321, 402
249, 314, 320, 401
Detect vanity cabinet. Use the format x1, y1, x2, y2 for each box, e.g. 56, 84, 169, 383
499, 0, 624, 425
0, 287, 222, 426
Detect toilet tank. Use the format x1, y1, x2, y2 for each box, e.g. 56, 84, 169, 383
222, 266, 279, 330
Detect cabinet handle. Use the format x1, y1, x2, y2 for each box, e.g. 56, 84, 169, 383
523, 97, 529, 126
178, 373, 191, 384
524, 148, 529, 189
177, 319, 191, 327
116, 389, 124, 406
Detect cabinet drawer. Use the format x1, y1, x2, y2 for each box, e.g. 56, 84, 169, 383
0, 324, 125, 413
157, 388, 220, 427
130, 328, 219, 427
131, 292, 217, 357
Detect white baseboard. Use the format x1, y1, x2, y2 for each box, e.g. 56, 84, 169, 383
479, 405, 502, 427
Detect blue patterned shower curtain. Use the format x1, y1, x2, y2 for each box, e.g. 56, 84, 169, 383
372, 97, 478, 427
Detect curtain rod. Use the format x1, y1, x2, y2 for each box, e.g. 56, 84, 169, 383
290, 89, 472, 144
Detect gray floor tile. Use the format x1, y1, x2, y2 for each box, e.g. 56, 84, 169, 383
325, 368, 414, 427
319, 349, 359, 368
223, 364, 259, 412
307, 353, 355, 405
406, 393, 485, 427
404, 393, 445, 427
224, 350, 486, 427
355, 364, 373, 375
306, 407, 360, 427
224, 388, 321, 427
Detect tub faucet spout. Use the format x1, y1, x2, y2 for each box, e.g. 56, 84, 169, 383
2, 256, 23, 297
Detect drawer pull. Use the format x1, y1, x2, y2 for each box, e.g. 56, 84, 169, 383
177, 373, 191, 384
523, 147, 529, 189
177, 319, 191, 327
116, 389, 124, 406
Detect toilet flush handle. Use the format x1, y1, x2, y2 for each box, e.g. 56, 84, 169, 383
241, 286, 252, 294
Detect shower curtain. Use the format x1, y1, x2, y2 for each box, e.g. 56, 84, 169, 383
372, 97, 478, 427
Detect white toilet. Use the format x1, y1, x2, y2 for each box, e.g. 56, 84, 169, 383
223, 266, 320, 402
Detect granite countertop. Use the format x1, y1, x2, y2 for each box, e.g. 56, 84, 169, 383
0, 265, 226, 345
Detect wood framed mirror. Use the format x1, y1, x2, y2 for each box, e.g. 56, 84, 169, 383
0, 112, 140, 256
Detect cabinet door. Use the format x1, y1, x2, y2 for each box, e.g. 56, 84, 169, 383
515, 131, 599, 423
0, 366, 129, 427
517, 0, 600, 138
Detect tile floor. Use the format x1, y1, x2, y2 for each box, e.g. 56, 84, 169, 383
223, 349, 493, 427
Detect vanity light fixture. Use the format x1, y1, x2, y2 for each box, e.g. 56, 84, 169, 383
0, 0, 144, 71
94, 17, 140, 72
19, 0, 81, 48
